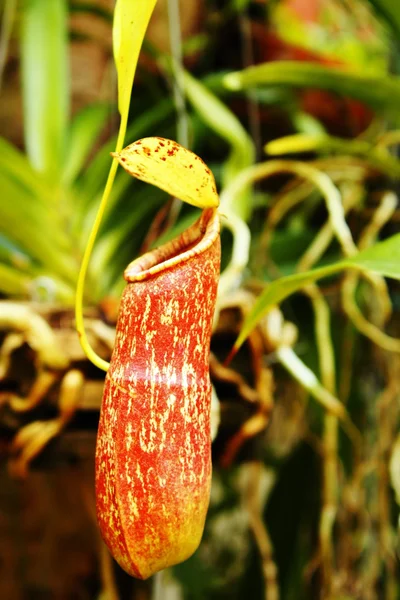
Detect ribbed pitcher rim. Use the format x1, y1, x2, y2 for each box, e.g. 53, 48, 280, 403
124, 208, 220, 283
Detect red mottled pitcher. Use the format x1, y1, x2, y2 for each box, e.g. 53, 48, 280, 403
95, 208, 220, 579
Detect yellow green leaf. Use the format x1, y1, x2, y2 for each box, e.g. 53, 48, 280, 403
113, 137, 220, 209
113, 0, 157, 117
234, 232, 400, 351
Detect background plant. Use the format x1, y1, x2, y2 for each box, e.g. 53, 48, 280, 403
1, 1, 400, 599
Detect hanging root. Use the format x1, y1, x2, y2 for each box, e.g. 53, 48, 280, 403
9, 369, 84, 478
239, 462, 279, 600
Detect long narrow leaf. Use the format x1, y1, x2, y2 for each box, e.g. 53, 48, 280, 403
21, 0, 69, 181
0, 242, 75, 302
0, 137, 53, 205
266, 134, 400, 179
366, 0, 400, 38
0, 234, 32, 271
0, 168, 70, 250
0, 175, 76, 280
113, 0, 157, 117
183, 70, 254, 219
235, 233, 400, 349
63, 103, 111, 185
0, 172, 57, 232
0, 263, 31, 296
184, 70, 254, 175
223, 62, 400, 117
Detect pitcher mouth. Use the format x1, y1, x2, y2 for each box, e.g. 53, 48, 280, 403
124, 208, 220, 283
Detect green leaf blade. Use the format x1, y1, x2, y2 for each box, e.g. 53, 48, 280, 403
0, 136, 52, 205
113, 0, 157, 118
235, 233, 400, 349
223, 61, 400, 117
349, 233, 400, 279
63, 103, 111, 185
21, 0, 69, 182
183, 70, 254, 219
0, 262, 31, 297
366, 0, 400, 38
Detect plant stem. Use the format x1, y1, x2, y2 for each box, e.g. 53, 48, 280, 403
75, 114, 128, 372
305, 284, 337, 594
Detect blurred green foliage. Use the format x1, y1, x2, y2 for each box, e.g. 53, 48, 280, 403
1, 0, 400, 599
